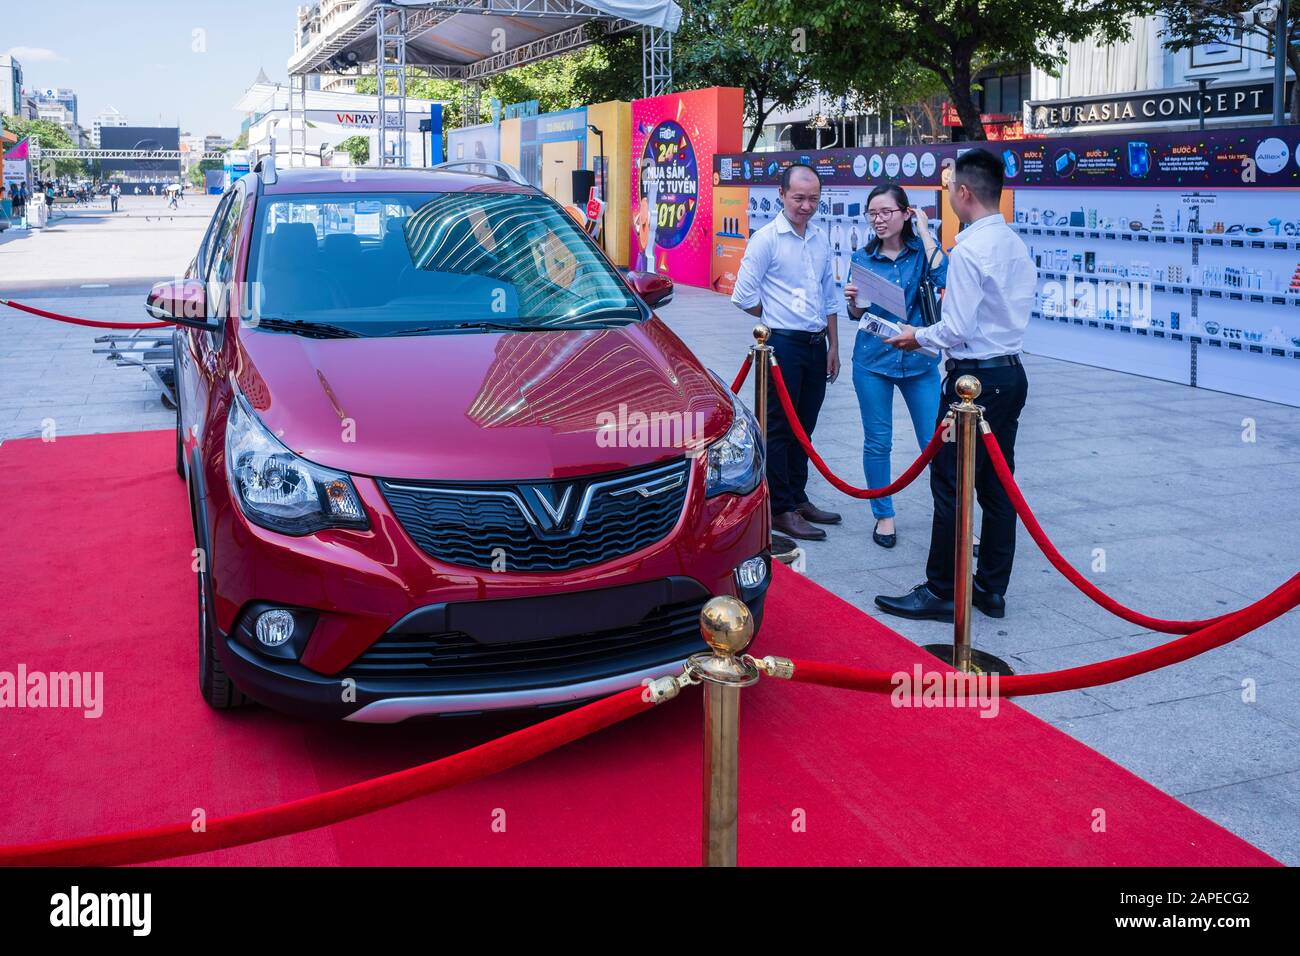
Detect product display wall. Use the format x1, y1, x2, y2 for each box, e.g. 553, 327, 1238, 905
738, 185, 940, 288
713, 125, 1300, 406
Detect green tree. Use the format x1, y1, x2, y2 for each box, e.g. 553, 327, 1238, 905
670, 1, 816, 151
188, 158, 223, 188
336, 134, 370, 165
1, 115, 84, 177
736, 0, 1151, 140
1155, 1, 1299, 123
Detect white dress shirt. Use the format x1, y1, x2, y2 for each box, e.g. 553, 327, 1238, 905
915, 212, 1036, 358
730, 213, 837, 331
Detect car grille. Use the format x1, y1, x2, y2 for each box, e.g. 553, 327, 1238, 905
343, 596, 708, 687
378, 458, 691, 573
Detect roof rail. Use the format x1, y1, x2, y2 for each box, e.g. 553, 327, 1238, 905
431, 159, 530, 187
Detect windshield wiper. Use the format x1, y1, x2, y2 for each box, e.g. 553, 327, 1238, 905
550, 307, 642, 327
252, 317, 362, 339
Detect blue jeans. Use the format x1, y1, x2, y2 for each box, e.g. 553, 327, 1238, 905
851, 336, 941, 520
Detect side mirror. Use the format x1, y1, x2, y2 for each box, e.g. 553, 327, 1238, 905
146, 278, 220, 330
628, 270, 674, 308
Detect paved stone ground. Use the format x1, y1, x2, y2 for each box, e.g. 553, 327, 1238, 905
2, 199, 1298, 863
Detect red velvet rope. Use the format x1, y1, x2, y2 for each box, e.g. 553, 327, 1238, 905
730, 354, 753, 394
0, 686, 656, 867
787, 566, 1300, 696
0, 297, 172, 330
769, 361, 946, 499
978, 427, 1256, 634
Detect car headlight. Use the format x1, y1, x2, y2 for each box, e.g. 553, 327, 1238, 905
225, 393, 368, 534
705, 387, 765, 498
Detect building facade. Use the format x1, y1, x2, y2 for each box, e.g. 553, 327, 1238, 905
0, 55, 23, 117
91, 107, 129, 147
296, 1, 362, 93
1026, 14, 1296, 135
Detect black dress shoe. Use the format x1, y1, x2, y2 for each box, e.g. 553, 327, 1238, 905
773, 509, 827, 541
872, 520, 897, 549
973, 584, 1006, 618
796, 500, 842, 525
874, 583, 954, 622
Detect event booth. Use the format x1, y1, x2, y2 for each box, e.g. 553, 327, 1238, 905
709, 125, 1300, 408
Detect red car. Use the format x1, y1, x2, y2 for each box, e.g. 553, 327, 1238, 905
148, 161, 770, 722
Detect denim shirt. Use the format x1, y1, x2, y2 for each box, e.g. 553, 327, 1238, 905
850, 235, 948, 378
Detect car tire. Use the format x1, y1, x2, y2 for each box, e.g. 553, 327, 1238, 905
192, 492, 249, 710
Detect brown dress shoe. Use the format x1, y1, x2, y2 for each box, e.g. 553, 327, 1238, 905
796, 500, 842, 525
773, 510, 827, 541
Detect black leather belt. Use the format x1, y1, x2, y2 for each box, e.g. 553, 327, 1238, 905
769, 328, 827, 345
945, 354, 1021, 372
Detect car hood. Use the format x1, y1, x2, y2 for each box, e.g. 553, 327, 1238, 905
231, 318, 734, 481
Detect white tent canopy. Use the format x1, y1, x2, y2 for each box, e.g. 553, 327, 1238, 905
288, 0, 682, 81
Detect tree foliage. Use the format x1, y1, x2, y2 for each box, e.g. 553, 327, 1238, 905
1155, 1, 1300, 122
735, 0, 1150, 139
335, 134, 370, 165
1, 115, 84, 176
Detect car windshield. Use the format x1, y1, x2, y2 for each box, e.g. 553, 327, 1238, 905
248, 190, 642, 336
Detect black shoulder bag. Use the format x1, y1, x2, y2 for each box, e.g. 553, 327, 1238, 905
916, 244, 942, 327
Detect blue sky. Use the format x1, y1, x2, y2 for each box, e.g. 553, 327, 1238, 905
4, 0, 300, 138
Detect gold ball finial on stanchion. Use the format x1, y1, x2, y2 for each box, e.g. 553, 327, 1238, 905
753, 323, 770, 346
955, 374, 982, 405
690, 596, 760, 686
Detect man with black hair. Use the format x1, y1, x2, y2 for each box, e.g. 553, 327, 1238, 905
731, 162, 842, 542
875, 147, 1037, 621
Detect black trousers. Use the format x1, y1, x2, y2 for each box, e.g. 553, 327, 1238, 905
925, 362, 1028, 599
765, 330, 828, 515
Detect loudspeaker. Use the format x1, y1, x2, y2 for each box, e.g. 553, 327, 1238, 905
572, 169, 597, 204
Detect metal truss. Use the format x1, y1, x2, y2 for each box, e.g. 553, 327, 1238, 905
288, 74, 309, 167
641, 26, 672, 98
463, 19, 636, 81
39, 148, 226, 161
376, 3, 409, 167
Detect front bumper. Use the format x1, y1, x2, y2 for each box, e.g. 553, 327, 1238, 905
207, 453, 771, 720
219, 568, 769, 721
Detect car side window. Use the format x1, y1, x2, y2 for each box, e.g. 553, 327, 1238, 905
207, 190, 245, 315
199, 192, 234, 280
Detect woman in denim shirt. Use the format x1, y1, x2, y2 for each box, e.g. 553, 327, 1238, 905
843, 185, 947, 548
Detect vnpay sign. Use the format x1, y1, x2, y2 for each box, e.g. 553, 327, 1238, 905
335, 112, 379, 128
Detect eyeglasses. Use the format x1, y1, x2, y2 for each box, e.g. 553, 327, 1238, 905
867, 208, 903, 221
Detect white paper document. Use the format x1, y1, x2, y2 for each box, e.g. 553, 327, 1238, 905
859, 315, 938, 357
850, 262, 907, 320
851, 263, 937, 356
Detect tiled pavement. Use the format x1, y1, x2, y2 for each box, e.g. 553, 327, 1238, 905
2, 200, 1297, 863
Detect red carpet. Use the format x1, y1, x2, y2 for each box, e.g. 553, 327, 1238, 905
0, 430, 1277, 866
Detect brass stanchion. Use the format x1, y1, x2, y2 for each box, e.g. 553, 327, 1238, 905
751, 324, 799, 565
689, 595, 759, 867
922, 376, 1014, 677
951, 375, 981, 674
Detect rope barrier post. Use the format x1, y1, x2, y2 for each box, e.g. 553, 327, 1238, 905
752, 323, 798, 564
951, 375, 983, 674
751, 323, 772, 438
688, 595, 759, 867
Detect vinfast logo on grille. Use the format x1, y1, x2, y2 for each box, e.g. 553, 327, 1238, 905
522, 484, 574, 531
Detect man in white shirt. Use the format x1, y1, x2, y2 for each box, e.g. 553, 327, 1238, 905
731, 163, 842, 541
876, 148, 1036, 621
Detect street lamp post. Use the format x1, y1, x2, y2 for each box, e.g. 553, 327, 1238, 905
587, 123, 606, 250
1275, 0, 1291, 126
1196, 77, 1215, 131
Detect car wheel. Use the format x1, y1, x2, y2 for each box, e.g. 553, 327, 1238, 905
193, 496, 249, 710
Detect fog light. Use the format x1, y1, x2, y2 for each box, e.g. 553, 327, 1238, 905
736, 556, 767, 590
255, 609, 295, 647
